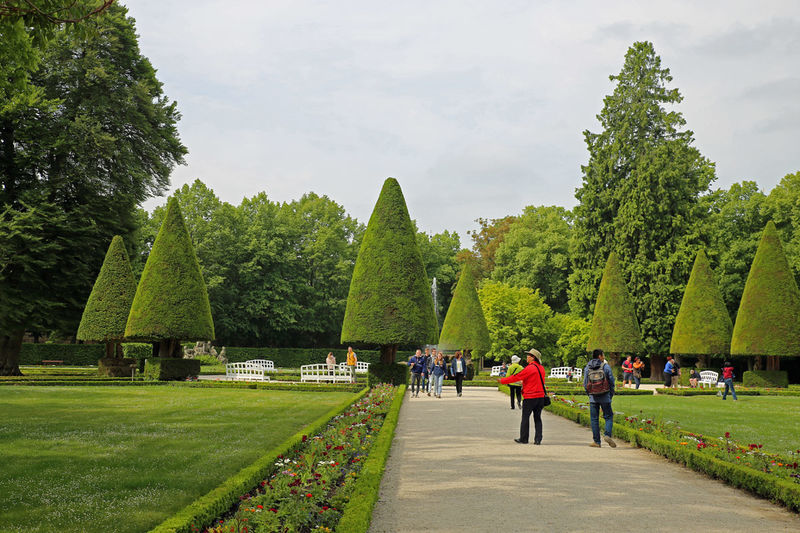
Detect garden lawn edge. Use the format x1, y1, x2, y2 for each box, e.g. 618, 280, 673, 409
544, 399, 800, 512
336, 384, 406, 532
0, 380, 363, 393
149, 386, 370, 533
656, 388, 800, 397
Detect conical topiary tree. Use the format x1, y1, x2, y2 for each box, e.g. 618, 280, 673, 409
77, 235, 137, 358
125, 197, 214, 358
341, 178, 438, 364
439, 266, 491, 369
731, 221, 800, 371
670, 249, 733, 367
587, 252, 643, 372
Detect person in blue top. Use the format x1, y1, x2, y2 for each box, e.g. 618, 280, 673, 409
583, 349, 617, 448
664, 355, 675, 388
409, 349, 425, 397
431, 352, 448, 398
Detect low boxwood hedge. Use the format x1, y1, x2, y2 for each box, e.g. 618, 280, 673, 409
149, 387, 369, 533
336, 384, 405, 532
19, 343, 104, 365
744, 370, 789, 388
144, 358, 201, 381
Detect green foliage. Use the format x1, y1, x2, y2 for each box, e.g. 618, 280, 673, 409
764, 171, 800, 281
121, 342, 152, 359
415, 227, 461, 323
670, 249, 733, 355
97, 357, 136, 377
743, 370, 789, 388
477, 280, 557, 364
341, 178, 438, 348
18, 343, 103, 365
587, 253, 643, 353
493, 205, 572, 312
731, 221, 800, 356
457, 216, 516, 280
336, 386, 405, 533
76, 236, 137, 342
143, 358, 201, 381
439, 267, 490, 357
570, 41, 714, 355
367, 363, 410, 386
126, 198, 215, 342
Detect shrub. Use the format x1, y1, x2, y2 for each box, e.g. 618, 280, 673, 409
122, 343, 153, 359
743, 370, 789, 388
97, 357, 137, 377
144, 358, 201, 381
19, 344, 104, 365
439, 267, 490, 359
368, 363, 409, 386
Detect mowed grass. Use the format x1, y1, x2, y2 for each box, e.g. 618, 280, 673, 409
592, 394, 800, 454
0, 386, 356, 533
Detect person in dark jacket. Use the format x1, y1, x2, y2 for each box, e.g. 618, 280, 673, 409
450, 351, 467, 397
409, 349, 425, 397
584, 349, 616, 448
500, 348, 547, 445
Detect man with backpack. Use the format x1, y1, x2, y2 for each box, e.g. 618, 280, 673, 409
583, 349, 616, 448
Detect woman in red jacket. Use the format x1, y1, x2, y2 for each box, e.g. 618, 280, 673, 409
500, 348, 547, 445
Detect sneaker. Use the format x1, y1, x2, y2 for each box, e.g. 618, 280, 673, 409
427, 392, 431, 396
589, 442, 601, 448
514, 438, 528, 444
603, 436, 617, 448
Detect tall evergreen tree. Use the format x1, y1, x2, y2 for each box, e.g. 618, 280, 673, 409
439, 267, 491, 360
77, 235, 137, 357
731, 221, 800, 370
670, 249, 732, 366
125, 198, 214, 357
341, 178, 438, 363
586, 253, 643, 370
569, 41, 715, 357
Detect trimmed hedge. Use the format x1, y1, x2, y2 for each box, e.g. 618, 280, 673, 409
368, 362, 410, 386
655, 387, 800, 397
337, 384, 405, 532
144, 358, 201, 381
225, 347, 414, 367
19, 344, 104, 365
123, 342, 154, 359
545, 400, 800, 512
175, 381, 364, 393
150, 388, 369, 533
0, 380, 166, 387
743, 370, 789, 388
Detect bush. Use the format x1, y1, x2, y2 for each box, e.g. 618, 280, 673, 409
97, 357, 137, 377
144, 358, 201, 381
19, 343, 104, 365
225, 347, 413, 367
122, 342, 153, 359
743, 370, 789, 388
368, 363, 409, 386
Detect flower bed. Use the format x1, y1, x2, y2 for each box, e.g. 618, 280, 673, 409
191, 384, 400, 533
546, 396, 800, 511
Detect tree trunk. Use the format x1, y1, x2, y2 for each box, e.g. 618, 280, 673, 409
607, 352, 621, 378
698, 354, 710, 368
649, 354, 665, 380
157, 339, 182, 358
754, 356, 762, 371
380, 344, 398, 364
105, 342, 114, 358
115, 343, 123, 357
767, 356, 780, 371
0, 330, 24, 376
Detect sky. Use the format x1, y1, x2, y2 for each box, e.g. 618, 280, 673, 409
126, 0, 800, 244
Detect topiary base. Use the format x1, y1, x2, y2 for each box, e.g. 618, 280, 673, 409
144, 358, 201, 381
97, 358, 137, 377
368, 363, 409, 386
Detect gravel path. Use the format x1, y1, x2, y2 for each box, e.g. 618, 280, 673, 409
368, 386, 800, 533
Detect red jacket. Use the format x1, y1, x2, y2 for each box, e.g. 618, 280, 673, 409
500, 361, 546, 399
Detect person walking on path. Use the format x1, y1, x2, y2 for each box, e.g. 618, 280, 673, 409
431, 353, 447, 398
505, 355, 523, 409
500, 348, 547, 444
663, 355, 675, 388
450, 350, 467, 397
345, 346, 357, 383
721, 361, 738, 401
632, 356, 644, 389
423, 348, 435, 396
584, 349, 617, 448
621, 355, 633, 388
409, 349, 425, 397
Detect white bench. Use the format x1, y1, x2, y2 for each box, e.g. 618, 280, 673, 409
245, 359, 276, 372
338, 361, 370, 374
490, 366, 504, 376
548, 367, 582, 380
699, 370, 722, 388
303, 364, 352, 383
226, 362, 270, 382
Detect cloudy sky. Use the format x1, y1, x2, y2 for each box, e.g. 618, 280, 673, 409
127, 1, 800, 243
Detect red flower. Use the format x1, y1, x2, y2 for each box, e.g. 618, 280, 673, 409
306, 493, 313, 498
270, 508, 277, 513
302, 435, 308, 442
256, 505, 263, 509
725, 432, 730, 438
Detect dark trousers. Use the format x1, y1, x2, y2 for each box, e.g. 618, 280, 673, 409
454, 373, 464, 394
509, 385, 522, 408
663, 372, 672, 387
411, 373, 422, 394
519, 397, 545, 444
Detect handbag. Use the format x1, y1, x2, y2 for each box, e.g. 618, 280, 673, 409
536, 365, 551, 406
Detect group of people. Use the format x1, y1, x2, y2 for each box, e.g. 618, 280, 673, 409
324, 347, 358, 383
408, 348, 468, 397
620, 355, 645, 388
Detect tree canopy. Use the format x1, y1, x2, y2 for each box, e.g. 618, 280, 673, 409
730, 221, 800, 357
670, 249, 732, 355
439, 267, 490, 357
341, 178, 438, 361
587, 253, 643, 354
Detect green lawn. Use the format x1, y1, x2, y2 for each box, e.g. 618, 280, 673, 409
0, 386, 356, 533
586, 394, 800, 454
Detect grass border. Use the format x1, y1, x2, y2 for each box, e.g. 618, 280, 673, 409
0, 380, 364, 393
336, 384, 406, 532
148, 386, 370, 533
655, 388, 800, 397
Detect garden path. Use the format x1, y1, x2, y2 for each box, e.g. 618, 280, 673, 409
368, 386, 800, 533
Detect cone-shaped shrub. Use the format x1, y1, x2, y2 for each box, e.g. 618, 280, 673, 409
731, 221, 800, 356
439, 266, 490, 357
77, 235, 137, 343
125, 198, 214, 348
670, 249, 732, 355
587, 252, 643, 353
341, 178, 438, 362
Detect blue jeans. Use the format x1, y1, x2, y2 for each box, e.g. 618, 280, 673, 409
590, 402, 613, 443
722, 378, 737, 400
422, 373, 430, 392
433, 373, 444, 396
633, 375, 641, 389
